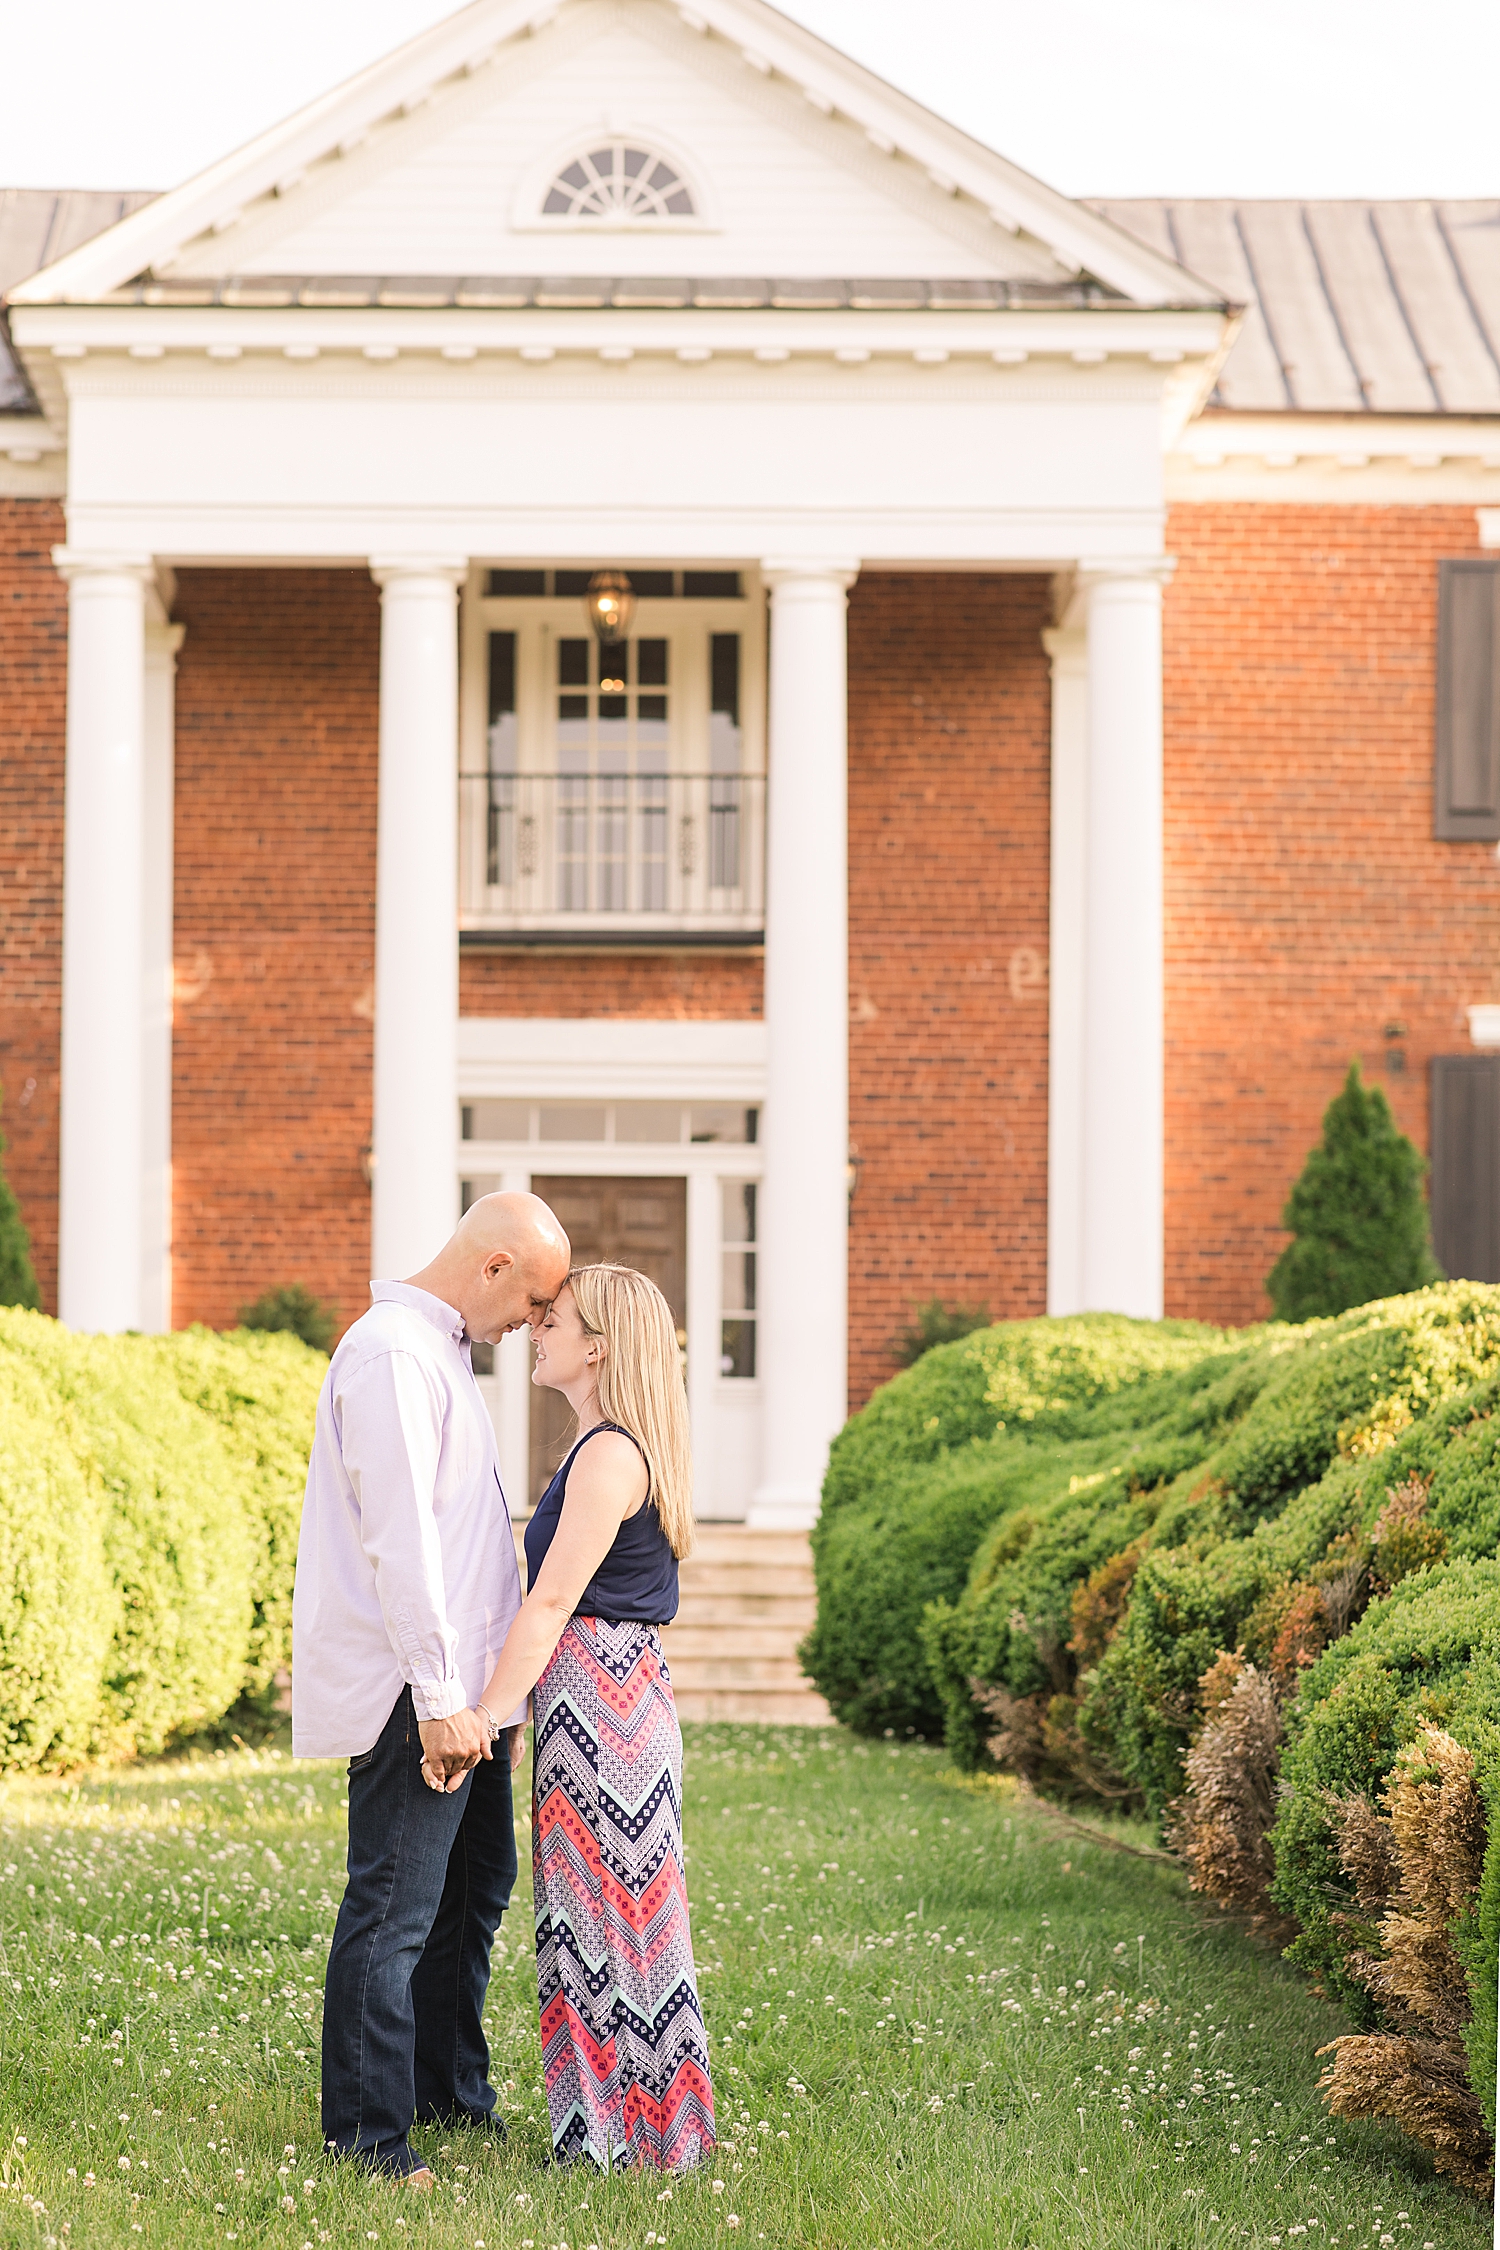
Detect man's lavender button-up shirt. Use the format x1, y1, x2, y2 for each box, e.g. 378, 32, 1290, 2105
291, 1280, 525, 1759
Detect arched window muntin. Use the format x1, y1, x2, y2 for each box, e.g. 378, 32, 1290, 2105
540, 140, 697, 223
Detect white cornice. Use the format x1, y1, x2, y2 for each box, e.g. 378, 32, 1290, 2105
1167, 411, 1500, 503
9, 302, 1227, 367
6, 0, 1222, 314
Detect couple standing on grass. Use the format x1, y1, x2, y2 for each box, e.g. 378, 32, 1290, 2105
289, 1192, 716, 2186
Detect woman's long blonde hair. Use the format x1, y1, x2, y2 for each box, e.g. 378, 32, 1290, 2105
567, 1262, 695, 1559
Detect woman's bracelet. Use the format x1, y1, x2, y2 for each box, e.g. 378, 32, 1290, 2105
476, 1700, 502, 1741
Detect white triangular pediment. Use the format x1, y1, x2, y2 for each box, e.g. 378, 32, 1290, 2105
10, 0, 1220, 309
167, 6, 1071, 287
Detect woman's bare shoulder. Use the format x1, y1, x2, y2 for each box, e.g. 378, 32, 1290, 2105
569, 1426, 649, 1503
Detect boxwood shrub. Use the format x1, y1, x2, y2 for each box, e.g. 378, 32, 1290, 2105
1266, 1557, 1500, 2125
800, 1313, 1237, 1736
0, 1310, 324, 1770
893, 1286, 1500, 1801
1084, 1286, 1500, 1809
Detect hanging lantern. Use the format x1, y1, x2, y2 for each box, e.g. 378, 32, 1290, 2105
584, 569, 636, 648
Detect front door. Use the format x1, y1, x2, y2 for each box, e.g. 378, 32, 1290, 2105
527, 1174, 688, 1505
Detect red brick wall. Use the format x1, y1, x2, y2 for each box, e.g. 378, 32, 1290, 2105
171, 568, 379, 1336
1163, 503, 1495, 1327
847, 572, 1053, 1406
0, 498, 66, 1309
460, 950, 761, 1018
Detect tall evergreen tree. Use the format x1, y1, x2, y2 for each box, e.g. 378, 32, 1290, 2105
0, 1089, 40, 1311
1267, 1062, 1441, 1320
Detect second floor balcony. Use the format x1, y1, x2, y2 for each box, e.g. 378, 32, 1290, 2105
459, 769, 766, 943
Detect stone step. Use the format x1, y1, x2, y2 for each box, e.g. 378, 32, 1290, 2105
661, 1649, 816, 1688
687, 1529, 818, 1568
663, 1623, 813, 1659
669, 1594, 815, 1630
670, 1575, 809, 1611
515, 1519, 833, 1725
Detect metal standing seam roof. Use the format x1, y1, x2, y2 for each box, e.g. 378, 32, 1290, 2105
7, 187, 1500, 422
0, 188, 156, 409
1089, 198, 1500, 415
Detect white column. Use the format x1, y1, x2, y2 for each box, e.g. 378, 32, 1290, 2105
686, 1167, 720, 1517
1079, 561, 1172, 1319
750, 559, 858, 1530
369, 558, 467, 1279
496, 1162, 533, 1519
141, 619, 184, 1333
54, 549, 154, 1332
1043, 626, 1087, 1317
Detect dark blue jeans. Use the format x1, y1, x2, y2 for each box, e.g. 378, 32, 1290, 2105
322, 1687, 518, 2175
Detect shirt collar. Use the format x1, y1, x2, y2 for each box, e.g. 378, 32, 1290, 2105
370, 1279, 467, 1347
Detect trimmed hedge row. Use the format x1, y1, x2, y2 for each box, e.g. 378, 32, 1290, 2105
0, 1311, 324, 1770
802, 1313, 1239, 1737
802, 1283, 1500, 2189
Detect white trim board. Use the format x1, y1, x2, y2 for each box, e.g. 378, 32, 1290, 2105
457, 1013, 766, 1101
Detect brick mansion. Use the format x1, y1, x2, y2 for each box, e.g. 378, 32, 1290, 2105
4, 0, 1500, 1525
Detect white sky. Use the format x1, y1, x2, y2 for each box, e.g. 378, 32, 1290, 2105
1, 0, 1496, 203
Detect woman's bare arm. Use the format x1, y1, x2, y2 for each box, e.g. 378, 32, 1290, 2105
472, 1429, 649, 1753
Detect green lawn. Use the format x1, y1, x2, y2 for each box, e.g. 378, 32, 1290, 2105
0, 1724, 1488, 2250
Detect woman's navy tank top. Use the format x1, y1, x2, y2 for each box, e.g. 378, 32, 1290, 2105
522, 1421, 680, 1625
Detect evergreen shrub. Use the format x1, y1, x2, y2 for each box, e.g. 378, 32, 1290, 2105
801, 1313, 1234, 1737
1267, 1559, 1500, 2128
891, 1298, 991, 1368
1084, 1285, 1500, 1808
1268, 1063, 1442, 1320
238, 1282, 337, 1355
0, 1097, 39, 1311
0, 1311, 324, 1770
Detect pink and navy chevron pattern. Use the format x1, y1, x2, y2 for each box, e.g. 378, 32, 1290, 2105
533, 1616, 716, 2171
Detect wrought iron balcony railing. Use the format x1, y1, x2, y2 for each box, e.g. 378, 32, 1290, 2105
458, 771, 765, 936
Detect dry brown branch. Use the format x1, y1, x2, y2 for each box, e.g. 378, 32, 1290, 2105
1386, 1725, 1484, 1925
1315, 1727, 1493, 2195
1067, 1540, 1145, 1666
1166, 1659, 1283, 1917
1322, 1789, 1399, 1913
1317, 2034, 1493, 2197
1369, 1473, 1447, 1595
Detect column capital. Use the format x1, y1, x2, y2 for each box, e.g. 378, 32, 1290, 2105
369, 555, 469, 591
1076, 554, 1177, 589
144, 621, 187, 665
760, 558, 860, 595
51, 546, 155, 585
1042, 625, 1087, 675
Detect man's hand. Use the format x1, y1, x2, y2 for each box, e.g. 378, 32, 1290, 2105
418, 1710, 487, 1793
507, 1724, 527, 1775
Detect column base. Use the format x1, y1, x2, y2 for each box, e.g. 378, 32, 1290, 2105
747, 1482, 822, 1531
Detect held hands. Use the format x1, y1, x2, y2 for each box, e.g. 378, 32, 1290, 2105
417, 1709, 489, 1794
417, 1710, 529, 1792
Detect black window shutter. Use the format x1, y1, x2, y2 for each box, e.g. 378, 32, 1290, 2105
1435, 560, 1500, 839
1430, 1054, 1500, 1280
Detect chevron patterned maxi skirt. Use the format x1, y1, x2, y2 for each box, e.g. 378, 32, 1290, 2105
532, 1616, 716, 2170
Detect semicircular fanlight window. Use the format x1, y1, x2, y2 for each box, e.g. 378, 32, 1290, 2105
542, 142, 697, 221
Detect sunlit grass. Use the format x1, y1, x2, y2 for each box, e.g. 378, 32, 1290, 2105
0, 1725, 1488, 2248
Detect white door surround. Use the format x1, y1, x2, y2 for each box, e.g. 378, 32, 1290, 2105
457, 1016, 765, 1520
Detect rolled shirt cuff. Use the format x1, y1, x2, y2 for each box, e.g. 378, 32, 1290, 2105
409, 1677, 470, 1723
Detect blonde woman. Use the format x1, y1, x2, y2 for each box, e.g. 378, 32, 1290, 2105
454, 1263, 715, 2173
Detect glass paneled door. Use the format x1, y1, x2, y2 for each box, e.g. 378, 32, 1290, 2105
460, 575, 765, 936
527, 1175, 688, 1507
555, 632, 671, 912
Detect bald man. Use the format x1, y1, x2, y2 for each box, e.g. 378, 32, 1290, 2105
292, 1193, 570, 2182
